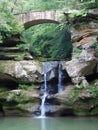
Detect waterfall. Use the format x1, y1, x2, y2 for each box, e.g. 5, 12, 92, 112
58, 62, 63, 93
40, 63, 48, 117
39, 61, 63, 117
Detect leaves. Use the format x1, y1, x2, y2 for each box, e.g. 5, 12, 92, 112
21, 23, 72, 60
0, 0, 24, 42
22, 24, 57, 58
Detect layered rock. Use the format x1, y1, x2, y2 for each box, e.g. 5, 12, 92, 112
47, 83, 98, 116
68, 15, 98, 85
46, 10, 98, 116
0, 60, 42, 83
0, 89, 39, 116
63, 48, 97, 84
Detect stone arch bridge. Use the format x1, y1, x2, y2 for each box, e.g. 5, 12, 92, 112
16, 10, 64, 29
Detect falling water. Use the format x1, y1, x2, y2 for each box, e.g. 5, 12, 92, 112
40, 61, 63, 117
40, 64, 47, 117
58, 62, 63, 93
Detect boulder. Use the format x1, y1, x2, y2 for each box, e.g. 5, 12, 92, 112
63, 46, 97, 84
0, 60, 42, 83
88, 8, 98, 17
47, 84, 98, 116
0, 89, 40, 116
65, 58, 96, 77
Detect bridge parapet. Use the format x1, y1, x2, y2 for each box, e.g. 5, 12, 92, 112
16, 10, 63, 28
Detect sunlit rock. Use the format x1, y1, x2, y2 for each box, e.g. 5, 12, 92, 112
0, 60, 42, 83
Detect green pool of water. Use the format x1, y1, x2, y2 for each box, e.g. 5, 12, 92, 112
0, 117, 98, 130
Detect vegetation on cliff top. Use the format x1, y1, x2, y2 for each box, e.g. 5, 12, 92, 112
0, 0, 23, 43
0, 0, 98, 60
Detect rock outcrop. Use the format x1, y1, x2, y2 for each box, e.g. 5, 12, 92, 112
46, 10, 98, 116
0, 60, 42, 83
47, 83, 98, 116
67, 16, 98, 85
0, 89, 39, 116
63, 47, 97, 84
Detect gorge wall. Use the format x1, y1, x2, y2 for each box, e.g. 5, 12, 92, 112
0, 9, 98, 117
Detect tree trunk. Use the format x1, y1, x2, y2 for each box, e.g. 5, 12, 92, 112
11, 0, 18, 13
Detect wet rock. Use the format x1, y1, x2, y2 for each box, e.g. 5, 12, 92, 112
42, 61, 59, 82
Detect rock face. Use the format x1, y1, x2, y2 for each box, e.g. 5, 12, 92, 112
42, 61, 61, 82
0, 89, 39, 116
0, 60, 42, 83
68, 17, 98, 85
0, 60, 67, 84
46, 11, 98, 116
47, 83, 98, 116
63, 49, 97, 84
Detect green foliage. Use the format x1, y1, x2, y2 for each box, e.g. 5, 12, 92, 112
13, 0, 68, 13
70, 89, 80, 103
22, 24, 72, 60
94, 42, 98, 53
18, 84, 29, 90
1, 0, 97, 14
80, 0, 98, 9
17, 44, 28, 51
2, 12, 23, 34
72, 47, 82, 59
0, 87, 8, 92
49, 24, 72, 60
14, 52, 27, 61
12, 0, 98, 13
0, 0, 24, 43
79, 83, 84, 89
21, 24, 56, 58
88, 84, 98, 98
18, 84, 35, 91
0, 35, 3, 43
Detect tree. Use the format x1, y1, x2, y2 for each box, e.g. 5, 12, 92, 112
0, 0, 23, 43
49, 25, 72, 60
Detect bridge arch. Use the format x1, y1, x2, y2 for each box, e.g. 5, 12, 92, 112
16, 10, 62, 29
24, 19, 59, 29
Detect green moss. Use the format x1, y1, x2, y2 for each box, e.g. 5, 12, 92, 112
73, 110, 90, 116
0, 64, 4, 72
91, 107, 98, 115
0, 87, 8, 93
93, 19, 98, 23
72, 47, 82, 59
16, 103, 34, 113
88, 83, 98, 98
69, 88, 80, 104
69, 80, 98, 116
14, 52, 26, 61
18, 84, 36, 91
36, 57, 50, 62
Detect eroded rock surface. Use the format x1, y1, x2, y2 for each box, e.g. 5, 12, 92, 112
0, 60, 42, 83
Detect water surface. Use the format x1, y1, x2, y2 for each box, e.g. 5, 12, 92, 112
0, 117, 98, 130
